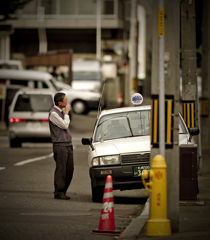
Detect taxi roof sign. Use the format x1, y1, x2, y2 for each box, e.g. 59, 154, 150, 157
131, 93, 143, 105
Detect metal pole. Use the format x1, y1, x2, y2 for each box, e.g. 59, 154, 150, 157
197, 89, 202, 174
129, 0, 137, 99
1, 37, 5, 59
159, 0, 165, 158
201, 0, 210, 150
96, 0, 101, 61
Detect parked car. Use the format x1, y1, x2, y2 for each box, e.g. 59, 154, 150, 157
82, 105, 199, 202
0, 69, 61, 92
54, 80, 102, 114
0, 69, 101, 116
8, 88, 55, 148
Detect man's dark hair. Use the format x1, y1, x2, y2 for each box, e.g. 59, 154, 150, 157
54, 92, 66, 106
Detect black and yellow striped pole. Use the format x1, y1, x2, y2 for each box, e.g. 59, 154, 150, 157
200, 98, 209, 117
151, 96, 174, 148
182, 101, 195, 128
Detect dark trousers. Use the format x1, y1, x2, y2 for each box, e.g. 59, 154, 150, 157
53, 145, 74, 197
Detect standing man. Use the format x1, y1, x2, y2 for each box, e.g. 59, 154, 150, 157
49, 92, 74, 200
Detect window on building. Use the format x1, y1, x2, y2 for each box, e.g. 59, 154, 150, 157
78, 0, 96, 15
102, 0, 114, 15
22, 0, 37, 15
124, 0, 131, 19
42, 0, 56, 14
60, 0, 75, 15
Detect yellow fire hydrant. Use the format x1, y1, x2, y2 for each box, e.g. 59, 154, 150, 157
141, 154, 171, 236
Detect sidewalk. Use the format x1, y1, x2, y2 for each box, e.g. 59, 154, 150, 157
119, 147, 210, 240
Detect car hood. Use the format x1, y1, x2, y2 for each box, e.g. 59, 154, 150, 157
93, 136, 151, 156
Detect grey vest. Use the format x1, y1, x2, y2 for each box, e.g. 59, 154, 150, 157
49, 106, 72, 146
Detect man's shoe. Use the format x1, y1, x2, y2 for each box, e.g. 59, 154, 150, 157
54, 195, 70, 200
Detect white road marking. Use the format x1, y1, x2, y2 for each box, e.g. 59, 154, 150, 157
0, 167, 5, 171
14, 153, 53, 166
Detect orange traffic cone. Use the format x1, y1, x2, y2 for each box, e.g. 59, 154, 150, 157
91, 175, 121, 235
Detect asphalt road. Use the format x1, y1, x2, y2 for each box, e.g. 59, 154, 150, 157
0, 111, 147, 240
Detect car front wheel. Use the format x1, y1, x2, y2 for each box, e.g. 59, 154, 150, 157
10, 138, 22, 148
91, 182, 104, 203
72, 100, 88, 114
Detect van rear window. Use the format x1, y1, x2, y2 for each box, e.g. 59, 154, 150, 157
14, 94, 53, 112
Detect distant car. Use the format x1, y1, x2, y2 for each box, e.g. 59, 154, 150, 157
8, 88, 55, 148
55, 80, 102, 114
0, 69, 101, 116
82, 105, 199, 202
0, 69, 61, 125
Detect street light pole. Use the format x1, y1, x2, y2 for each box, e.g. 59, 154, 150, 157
129, 0, 137, 99
96, 0, 101, 61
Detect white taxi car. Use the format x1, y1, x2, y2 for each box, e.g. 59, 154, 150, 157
82, 104, 199, 202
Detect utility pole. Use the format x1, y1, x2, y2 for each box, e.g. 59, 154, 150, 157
180, 0, 199, 168
181, 1, 198, 128
158, 0, 165, 159
129, 0, 137, 100
96, 0, 101, 61
201, 0, 210, 149
151, 0, 180, 232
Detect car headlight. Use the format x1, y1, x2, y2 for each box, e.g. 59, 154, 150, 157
92, 155, 120, 166
92, 157, 100, 166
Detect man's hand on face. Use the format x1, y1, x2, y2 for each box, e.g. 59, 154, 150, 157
65, 104, 70, 115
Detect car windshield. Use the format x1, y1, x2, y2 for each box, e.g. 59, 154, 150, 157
73, 71, 101, 81
14, 94, 53, 112
94, 110, 151, 142
50, 79, 62, 91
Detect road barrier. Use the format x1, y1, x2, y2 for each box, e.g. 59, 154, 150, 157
91, 175, 121, 236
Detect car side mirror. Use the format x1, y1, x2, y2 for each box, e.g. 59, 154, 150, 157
188, 127, 200, 142
81, 137, 95, 151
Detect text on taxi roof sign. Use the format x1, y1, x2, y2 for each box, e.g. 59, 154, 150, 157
131, 93, 143, 105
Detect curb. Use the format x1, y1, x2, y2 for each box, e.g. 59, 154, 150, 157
119, 198, 150, 240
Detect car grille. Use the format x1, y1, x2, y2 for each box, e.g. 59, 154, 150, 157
121, 153, 150, 165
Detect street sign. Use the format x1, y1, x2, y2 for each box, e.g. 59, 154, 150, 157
158, 8, 165, 37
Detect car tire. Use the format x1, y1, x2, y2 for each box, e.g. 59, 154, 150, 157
10, 138, 22, 148
72, 100, 88, 115
91, 183, 104, 203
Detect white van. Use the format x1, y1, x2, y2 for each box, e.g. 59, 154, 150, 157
0, 69, 101, 118
72, 60, 105, 93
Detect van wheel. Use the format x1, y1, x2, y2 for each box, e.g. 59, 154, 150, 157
10, 138, 21, 148
72, 100, 88, 114
91, 183, 104, 203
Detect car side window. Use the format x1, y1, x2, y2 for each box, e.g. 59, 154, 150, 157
10, 79, 28, 86
34, 81, 49, 89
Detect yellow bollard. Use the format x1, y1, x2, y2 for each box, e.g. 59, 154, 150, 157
141, 154, 171, 236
